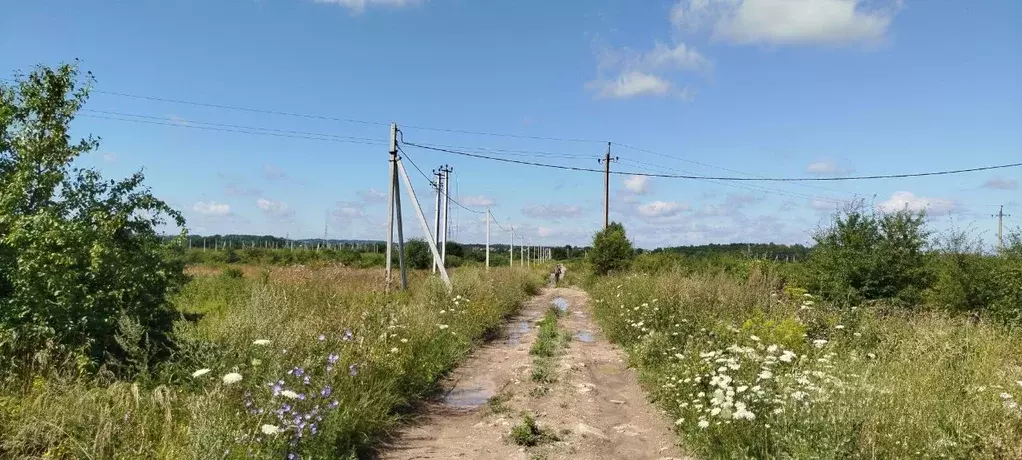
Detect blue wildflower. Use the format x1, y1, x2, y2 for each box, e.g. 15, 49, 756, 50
349, 364, 358, 376
342, 329, 353, 341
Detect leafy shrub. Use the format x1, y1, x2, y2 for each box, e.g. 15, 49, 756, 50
805, 203, 932, 306
587, 222, 634, 275
0, 64, 187, 374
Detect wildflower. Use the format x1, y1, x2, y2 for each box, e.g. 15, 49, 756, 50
349, 364, 358, 376
766, 344, 778, 353
191, 368, 211, 378
438, 324, 449, 330
252, 339, 272, 346
328, 353, 340, 364
779, 351, 797, 363
321, 386, 333, 398
853, 332, 862, 337
1001, 392, 1013, 400
400, 338, 408, 343
1016, 380, 1022, 388
390, 347, 399, 354
342, 329, 354, 341
710, 407, 721, 416
867, 353, 877, 359
261, 424, 281, 435
222, 373, 243, 385
750, 335, 761, 342
675, 418, 685, 425
698, 420, 710, 429
281, 390, 299, 399
835, 325, 845, 330
440, 310, 446, 314
812, 339, 828, 348
251, 358, 262, 366
318, 334, 326, 341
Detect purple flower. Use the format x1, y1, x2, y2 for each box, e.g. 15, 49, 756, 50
303, 375, 311, 385
328, 353, 340, 364
271, 383, 283, 396
321, 386, 332, 397
342, 329, 353, 341
349, 364, 358, 377
329, 400, 339, 409
318, 334, 326, 341
297, 393, 306, 401
289, 367, 304, 377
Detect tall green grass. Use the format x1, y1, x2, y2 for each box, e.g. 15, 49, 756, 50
589, 269, 1022, 459
0, 266, 539, 459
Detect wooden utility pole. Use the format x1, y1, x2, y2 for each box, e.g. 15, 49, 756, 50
598, 142, 617, 229
994, 205, 1012, 253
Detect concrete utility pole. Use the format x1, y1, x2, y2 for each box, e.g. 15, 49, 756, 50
432, 168, 444, 273
485, 209, 490, 270
440, 165, 453, 266
510, 226, 515, 267
386, 123, 408, 291
994, 205, 1012, 253
598, 142, 617, 230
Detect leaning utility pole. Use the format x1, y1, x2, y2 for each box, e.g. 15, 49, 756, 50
432, 168, 444, 273
598, 142, 617, 229
994, 205, 1012, 253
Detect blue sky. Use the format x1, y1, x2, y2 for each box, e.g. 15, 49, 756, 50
3, 0, 1020, 249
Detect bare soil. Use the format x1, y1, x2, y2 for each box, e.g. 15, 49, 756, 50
376, 286, 691, 460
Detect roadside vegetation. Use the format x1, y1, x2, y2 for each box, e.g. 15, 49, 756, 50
529, 307, 569, 385
586, 208, 1022, 459
0, 64, 542, 459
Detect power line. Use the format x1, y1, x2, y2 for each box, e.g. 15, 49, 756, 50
95, 89, 606, 144
402, 141, 1022, 182
398, 145, 485, 214
81, 114, 386, 146
93, 90, 389, 127
83, 109, 382, 143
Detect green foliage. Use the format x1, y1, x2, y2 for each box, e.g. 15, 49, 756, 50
0, 64, 186, 375
404, 238, 433, 270
508, 414, 558, 446
587, 222, 634, 275
925, 228, 999, 313
805, 203, 932, 306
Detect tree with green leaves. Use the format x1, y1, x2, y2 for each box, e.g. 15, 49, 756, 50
588, 222, 634, 275
806, 202, 933, 306
1, 63, 186, 376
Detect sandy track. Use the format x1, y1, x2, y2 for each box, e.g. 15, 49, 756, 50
376, 286, 690, 460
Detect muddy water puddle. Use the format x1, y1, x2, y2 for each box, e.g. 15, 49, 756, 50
442, 387, 495, 409
552, 297, 569, 312
575, 330, 595, 343
505, 320, 531, 345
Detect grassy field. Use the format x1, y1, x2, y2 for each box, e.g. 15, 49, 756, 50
588, 268, 1022, 459
0, 265, 539, 459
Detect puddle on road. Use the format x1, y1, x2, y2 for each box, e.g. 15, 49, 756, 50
506, 321, 531, 345
442, 387, 494, 409
552, 297, 569, 312
575, 330, 595, 343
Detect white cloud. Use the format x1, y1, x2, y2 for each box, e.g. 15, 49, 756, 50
193, 201, 231, 216
983, 177, 1018, 190
623, 175, 651, 194
638, 200, 690, 218
522, 205, 584, 219
809, 198, 837, 211
356, 188, 388, 204
671, 0, 898, 45
806, 160, 852, 175
877, 191, 959, 214
256, 198, 296, 222
588, 40, 707, 100
586, 71, 674, 99
312, 0, 420, 13
461, 195, 496, 207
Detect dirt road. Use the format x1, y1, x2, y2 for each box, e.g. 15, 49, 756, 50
377, 286, 689, 460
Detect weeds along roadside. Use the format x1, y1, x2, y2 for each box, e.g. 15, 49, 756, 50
0, 266, 541, 459
587, 269, 1022, 459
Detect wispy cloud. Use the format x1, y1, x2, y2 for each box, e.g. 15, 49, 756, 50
623, 175, 652, 194
460, 195, 496, 207
312, 0, 421, 13
983, 177, 1018, 190
806, 160, 852, 175
256, 198, 296, 222
263, 164, 288, 181
587, 39, 708, 100
637, 200, 690, 218
193, 201, 231, 216
522, 204, 584, 219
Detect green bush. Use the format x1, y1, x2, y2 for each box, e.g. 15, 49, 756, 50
587, 222, 634, 275
0, 64, 186, 376
805, 203, 932, 306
